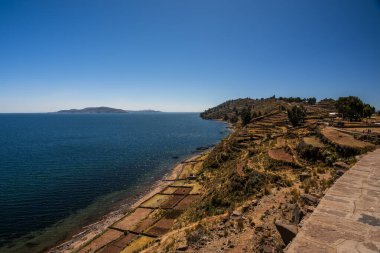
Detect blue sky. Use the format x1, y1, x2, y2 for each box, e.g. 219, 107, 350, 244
1, 0, 379, 112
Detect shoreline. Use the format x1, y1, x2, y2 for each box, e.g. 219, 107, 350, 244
47, 151, 209, 253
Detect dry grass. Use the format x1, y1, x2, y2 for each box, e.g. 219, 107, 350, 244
303, 136, 325, 148
140, 194, 171, 209
321, 127, 374, 149
178, 162, 204, 179
120, 236, 154, 253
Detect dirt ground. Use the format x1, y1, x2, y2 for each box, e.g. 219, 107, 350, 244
268, 149, 293, 163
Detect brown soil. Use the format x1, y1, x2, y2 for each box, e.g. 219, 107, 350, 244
160, 195, 185, 209
173, 187, 192, 195
111, 208, 152, 231
131, 217, 159, 233
268, 149, 293, 163
77, 229, 123, 253
98, 233, 138, 253
174, 195, 201, 211
145, 218, 175, 237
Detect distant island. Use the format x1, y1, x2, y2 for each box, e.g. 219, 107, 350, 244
56, 107, 128, 113
56, 107, 160, 114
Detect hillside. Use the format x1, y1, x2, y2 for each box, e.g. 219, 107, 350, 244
200, 97, 332, 123
140, 97, 377, 252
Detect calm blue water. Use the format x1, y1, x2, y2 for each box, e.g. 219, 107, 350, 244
0, 113, 227, 252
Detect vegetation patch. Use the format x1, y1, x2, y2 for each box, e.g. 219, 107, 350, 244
297, 136, 326, 161
287, 105, 306, 126
194, 169, 269, 219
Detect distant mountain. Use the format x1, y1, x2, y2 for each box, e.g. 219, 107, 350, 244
56, 107, 128, 113
56, 107, 161, 114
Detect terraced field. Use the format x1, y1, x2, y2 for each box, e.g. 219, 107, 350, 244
321, 127, 375, 150
268, 148, 294, 163
74, 155, 206, 253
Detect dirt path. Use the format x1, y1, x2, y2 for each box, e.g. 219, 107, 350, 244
286, 149, 380, 253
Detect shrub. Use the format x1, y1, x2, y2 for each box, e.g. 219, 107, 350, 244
230, 115, 238, 123
187, 224, 207, 245
297, 141, 324, 161
287, 105, 307, 126
240, 108, 252, 126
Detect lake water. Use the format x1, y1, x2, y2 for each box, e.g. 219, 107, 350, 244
0, 113, 227, 252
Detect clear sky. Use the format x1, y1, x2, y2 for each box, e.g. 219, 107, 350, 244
1, 0, 379, 112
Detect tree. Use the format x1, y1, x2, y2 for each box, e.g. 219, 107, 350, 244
335, 96, 365, 121
306, 97, 317, 105
287, 105, 307, 126
240, 108, 252, 126
363, 104, 376, 118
